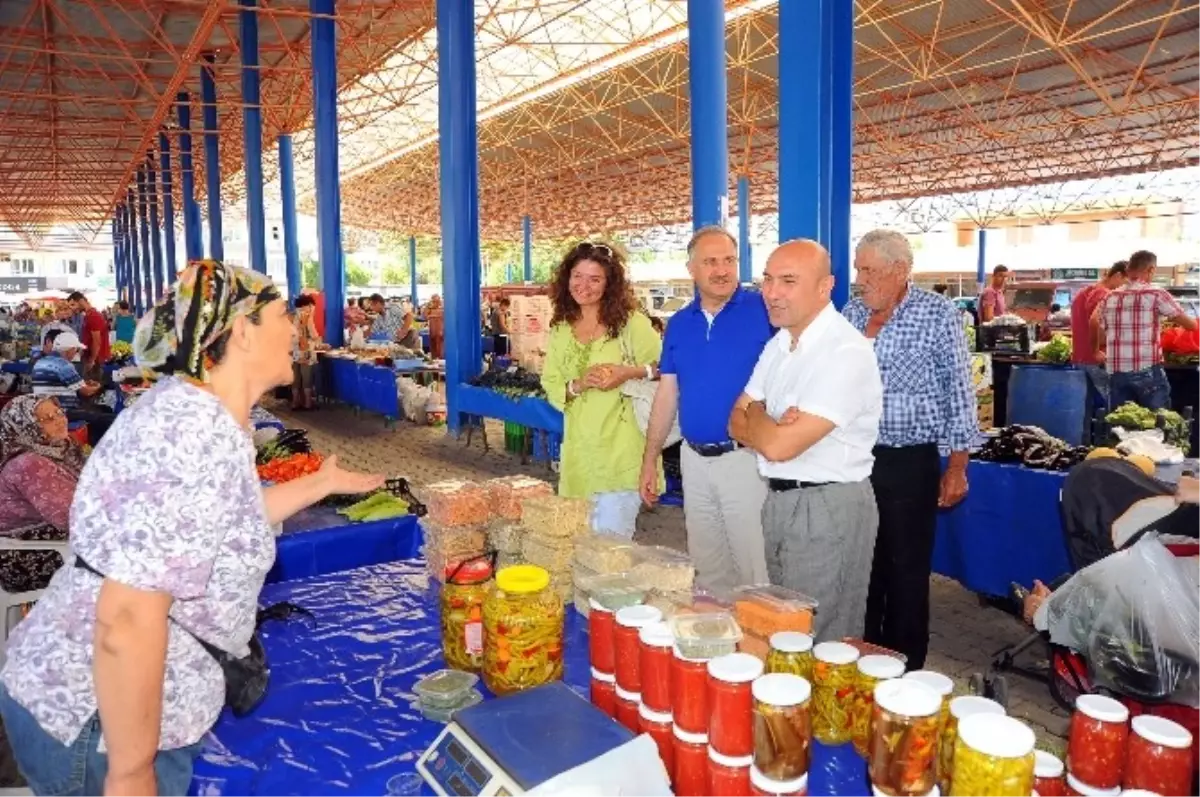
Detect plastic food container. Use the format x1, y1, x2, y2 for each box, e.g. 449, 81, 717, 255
615, 686, 641, 733
751, 766, 809, 796
708, 652, 765, 757
419, 688, 483, 723
1033, 750, 1066, 797
949, 713, 1036, 796
422, 480, 492, 527
486, 521, 525, 555
1122, 714, 1192, 797
521, 495, 591, 539
752, 672, 812, 781
440, 559, 493, 671
614, 605, 663, 692
670, 611, 743, 659
1064, 773, 1120, 796
939, 696, 1005, 793
868, 679, 942, 796
639, 703, 675, 779
673, 725, 710, 797
812, 641, 860, 745
575, 533, 636, 573
581, 572, 646, 612
1067, 694, 1129, 790
672, 647, 710, 734
639, 621, 675, 713
852, 655, 906, 757
520, 533, 575, 572
483, 475, 553, 520
733, 584, 818, 638
709, 747, 754, 797
482, 565, 565, 696
767, 631, 814, 680
588, 599, 616, 672
414, 669, 480, 709
631, 545, 695, 593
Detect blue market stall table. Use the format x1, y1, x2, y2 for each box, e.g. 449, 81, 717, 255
457, 383, 563, 463
269, 505, 423, 584
189, 561, 873, 796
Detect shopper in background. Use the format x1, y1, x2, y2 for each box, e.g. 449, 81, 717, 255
640, 226, 772, 592
488, 296, 512, 357
39, 303, 74, 351
425, 294, 445, 359
541, 241, 662, 537
730, 239, 882, 641
977, 264, 1010, 322
291, 294, 323, 411
0, 260, 382, 797
30, 331, 113, 445
1100, 249, 1196, 411
68, 292, 111, 383
113, 301, 137, 344
1070, 261, 1128, 409
343, 296, 367, 339
844, 229, 978, 668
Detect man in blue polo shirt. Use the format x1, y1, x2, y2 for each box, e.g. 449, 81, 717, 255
639, 226, 774, 591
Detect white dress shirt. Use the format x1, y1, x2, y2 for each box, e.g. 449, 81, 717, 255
743, 303, 883, 483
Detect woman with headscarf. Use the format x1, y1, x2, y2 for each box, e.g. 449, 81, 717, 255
0, 395, 87, 594
0, 261, 383, 796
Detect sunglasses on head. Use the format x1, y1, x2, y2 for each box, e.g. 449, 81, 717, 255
574, 241, 614, 259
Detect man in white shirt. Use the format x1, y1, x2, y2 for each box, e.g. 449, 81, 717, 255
729, 239, 884, 640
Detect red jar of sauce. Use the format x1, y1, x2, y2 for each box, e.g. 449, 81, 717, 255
614, 605, 663, 693
639, 621, 674, 713
1065, 772, 1120, 796
709, 746, 753, 797
588, 599, 615, 673
750, 765, 808, 796
708, 652, 764, 758
639, 703, 675, 781
672, 647, 710, 734
672, 725, 710, 797
1033, 750, 1066, 797
1067, 694, 1128, 790
1123, 714, 1193, 797
590, 667, 616, 718
615, 686, 641, 733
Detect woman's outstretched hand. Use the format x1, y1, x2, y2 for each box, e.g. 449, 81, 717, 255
318, 455, 385, 495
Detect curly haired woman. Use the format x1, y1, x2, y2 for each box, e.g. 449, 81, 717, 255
541, 242, 662, 537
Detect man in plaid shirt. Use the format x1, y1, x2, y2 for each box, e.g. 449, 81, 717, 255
1099, 250, 1196, 411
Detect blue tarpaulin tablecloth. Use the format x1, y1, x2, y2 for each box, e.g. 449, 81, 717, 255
456, 384, 564, 436
190, 561, 871, 796
269, 506, 423, 584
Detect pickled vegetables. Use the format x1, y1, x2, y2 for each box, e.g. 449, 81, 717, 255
766, 632, 814, 680
868, 680, 942, 796
752, 674, 812, 781
939, 696, 1004, 794
482, 565, 565, 696
949, 713, 1036, 796
441, 560, 492, 671
812, 642, 859, 745
852, 655, 906, 757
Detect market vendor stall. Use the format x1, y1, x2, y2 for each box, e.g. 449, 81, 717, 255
457, 383, 563, 463
270, 506, 423, 584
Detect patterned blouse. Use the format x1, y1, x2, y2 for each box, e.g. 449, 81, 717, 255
1, 378, 277, 750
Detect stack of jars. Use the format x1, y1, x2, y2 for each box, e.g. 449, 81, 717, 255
1064, 695, 1193, 797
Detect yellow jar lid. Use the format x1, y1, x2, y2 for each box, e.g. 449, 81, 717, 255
496, 564, 550, 594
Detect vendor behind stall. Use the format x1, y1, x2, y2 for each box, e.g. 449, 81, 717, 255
1070, 261, 1128, 407
368, 293, 421, 350
978, 265, 1010, 323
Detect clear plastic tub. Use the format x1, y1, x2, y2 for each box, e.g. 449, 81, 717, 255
733, 584, 817, 638
422, 480, 492, 527
414, 669, 480, 709
520, 533, 575, 572
521, 495, 591, 539
484, 476, 553, 520
631, 545, 695, 592
670, 611, 743, 659
420, 688, 483, 723
574, 533, 636, 573
486, 521, 525, 555
579, 572, 646, 612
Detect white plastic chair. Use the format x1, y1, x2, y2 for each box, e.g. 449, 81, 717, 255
0, 538, 70, 667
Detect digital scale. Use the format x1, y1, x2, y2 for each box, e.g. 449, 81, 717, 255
417, 682, 636, 796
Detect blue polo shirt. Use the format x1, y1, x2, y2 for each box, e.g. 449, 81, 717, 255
659, 287, 773, 445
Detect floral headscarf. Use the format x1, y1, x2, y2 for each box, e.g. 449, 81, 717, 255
0, 395, 87, 476
134, 259, 281, 382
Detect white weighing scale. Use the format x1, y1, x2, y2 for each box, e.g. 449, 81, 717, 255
417, 682, 636, 796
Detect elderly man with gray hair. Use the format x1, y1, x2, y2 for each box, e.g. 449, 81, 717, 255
843, 229, 978, 668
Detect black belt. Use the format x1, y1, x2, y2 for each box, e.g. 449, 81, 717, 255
768, 478, 832, 492
688, 440, 742, 457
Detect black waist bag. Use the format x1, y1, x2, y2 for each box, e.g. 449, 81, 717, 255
74, 556, 269, 718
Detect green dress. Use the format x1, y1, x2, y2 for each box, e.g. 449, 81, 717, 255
542, 312, 663, 499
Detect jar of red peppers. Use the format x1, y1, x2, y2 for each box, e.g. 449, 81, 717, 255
639, 703, 675, 781
812, 641, 860, 745
672, 725, 710, 797
590, 667, 616, 718
751, 765, 809, 796
1063, 773, 1119, 796
1067, 694, 1129, 790
708, 652, 765, 758
1123, 714, 1193, 797
709, 746, 754, 797
639, 620, 674, 713
615, 685, 641, 732
1032, 750, 1066, 797
672, 646, 710, 734
614, 605, 663, 693
588, 598, 615, 673
868, 679, 942, 797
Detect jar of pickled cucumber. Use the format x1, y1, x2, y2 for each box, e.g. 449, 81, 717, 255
939, 695, 1004, 793
767, 632, 814, 680
752, 673, 812, 782
950, 713, 1036, 796
811, 641, 860, 745
868, 679, 942, 797
482, 565, 565, 695
440, 558, 494, 671
852, 655, 905, 757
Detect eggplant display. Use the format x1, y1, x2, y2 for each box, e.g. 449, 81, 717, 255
468, 367, 545, 399
972, 425, 1088, 472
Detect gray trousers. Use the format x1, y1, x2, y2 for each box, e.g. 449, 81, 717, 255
762, 480, 879, 642
681, 445, 769, 593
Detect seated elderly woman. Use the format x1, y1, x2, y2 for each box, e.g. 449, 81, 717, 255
0, 395, 86, 594
0, 260, 383, 797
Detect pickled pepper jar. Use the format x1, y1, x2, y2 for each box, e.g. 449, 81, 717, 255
1123, 715, 1193, 797
811, 641, 860, 745
950, 713, 1036, 796
940, 695, 1004, 794
440, 557, 494, 671
482, 565, 565, 696
867, 679, 942, 797
852, 654, 905, 757
767, 631, 814, 680
1067, 694, 1129, 790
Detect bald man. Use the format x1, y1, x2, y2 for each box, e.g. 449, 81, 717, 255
729, 240, 883, 641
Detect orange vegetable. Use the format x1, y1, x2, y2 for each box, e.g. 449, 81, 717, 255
257, 452, 324, 484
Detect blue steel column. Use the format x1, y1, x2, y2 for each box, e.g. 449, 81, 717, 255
240, 0, 267, 273
176, 93, 203, 262
522, 215, 533, 282
111, 215, 122, 301
278, 134, 302, 303
409, 235, 419, 306
976, 228, 988, 289
825, 0, 853, 309
201, 56, 224, 261
737, 175, 752, 283
159, 133, 178, 283
438, 0, 482, 435
687, 0, 728, 229
135, 172, 153, 313
125, 197, 142, 314
146, 156, 165, 300
311, 0, 345, 346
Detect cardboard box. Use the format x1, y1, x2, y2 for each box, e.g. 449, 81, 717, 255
977, 388, 995, 430
970, 352, 994, 392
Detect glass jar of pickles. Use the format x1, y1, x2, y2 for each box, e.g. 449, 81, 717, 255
867, 679, 942, 796
1067, 694, 1128, 790
752, 673, 812, 782
950, 713, 1036, 796
1032, 750, 1066, 797
440, 557, 493, 671
939, 695, 1004, 793
767, 631, 814, 680
852, 655, 905, 757
1123, 715, 1193, 797
482, 565, 565, 696
812, 641, 860, 745
903, 670, 954, 785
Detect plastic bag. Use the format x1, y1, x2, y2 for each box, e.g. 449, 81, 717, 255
1039, 535, 1199, 706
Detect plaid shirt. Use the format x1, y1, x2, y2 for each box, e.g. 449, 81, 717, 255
844, 286, 979, 451
1101, 282, 1184, 373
